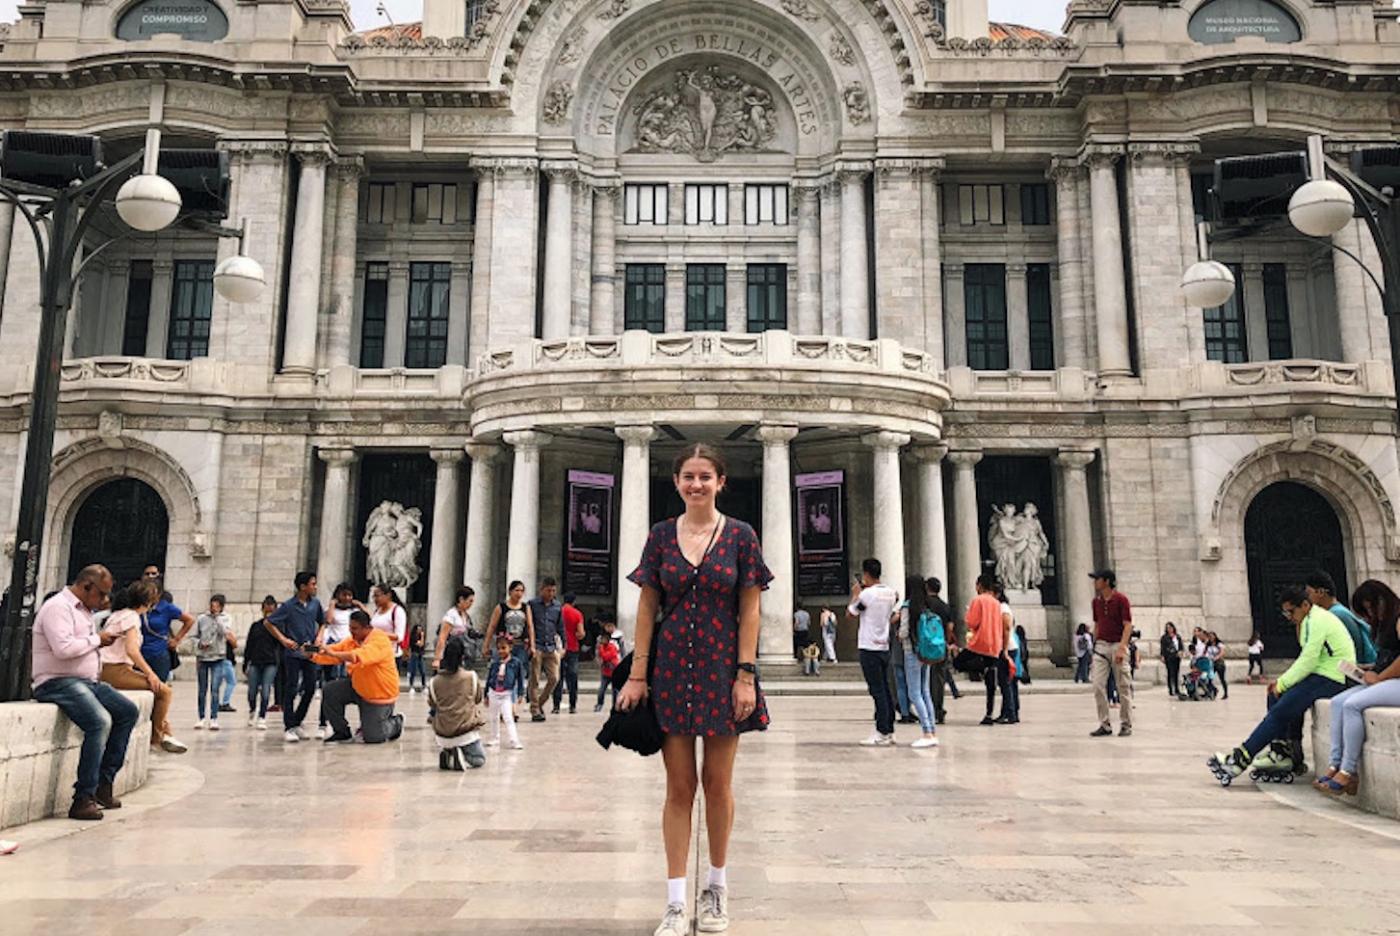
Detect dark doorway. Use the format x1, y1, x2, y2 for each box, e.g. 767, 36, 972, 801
1245, 481, 1347, 658
651, 476, 762, 536
975, 456, 1060, 605
353, 453, 436, 604
67, 478, 169, 589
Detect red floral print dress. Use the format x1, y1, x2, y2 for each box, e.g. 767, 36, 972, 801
628, 517, 773, 736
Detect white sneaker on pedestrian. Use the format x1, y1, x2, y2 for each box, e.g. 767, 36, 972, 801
284, 729, 300, 743
256, 718, 267, 731
194, 719, 206, 730
697, 886, 729, 933
160, 735, 188, 754
509, 740, 524, 750
315, 726, 327, 740
209, 720, 220, 732
859, 732, 894, 747
911, 737, 939, 749
653, 903, 688, 936
293, 726, 309, 740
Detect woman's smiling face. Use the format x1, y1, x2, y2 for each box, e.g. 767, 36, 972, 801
674, 456, 724, 506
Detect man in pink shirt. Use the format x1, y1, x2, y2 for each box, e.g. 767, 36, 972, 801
30, 565, 139, 821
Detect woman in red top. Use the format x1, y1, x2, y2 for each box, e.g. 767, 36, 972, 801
619, 443, 772, 936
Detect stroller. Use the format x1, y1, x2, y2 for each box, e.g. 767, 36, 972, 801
1180, 657, 1218, 701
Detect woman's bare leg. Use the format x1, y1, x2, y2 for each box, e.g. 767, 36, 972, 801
700, 735, 740, 869
661, 735, 699, 878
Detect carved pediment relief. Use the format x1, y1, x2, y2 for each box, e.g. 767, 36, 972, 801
625, 63, 783, 161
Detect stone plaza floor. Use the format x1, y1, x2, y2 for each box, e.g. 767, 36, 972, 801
3, 683, 1399, 935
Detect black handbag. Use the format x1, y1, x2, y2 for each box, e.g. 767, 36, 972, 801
595, 650, 665, 756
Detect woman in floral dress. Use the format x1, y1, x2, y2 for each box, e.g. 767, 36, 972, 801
618, 443, 772, 936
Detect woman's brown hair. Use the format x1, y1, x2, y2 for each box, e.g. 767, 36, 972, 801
114, 579, 160, 612
671, 442, 727, 479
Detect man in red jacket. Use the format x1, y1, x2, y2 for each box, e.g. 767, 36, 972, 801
552, 593, 587, 714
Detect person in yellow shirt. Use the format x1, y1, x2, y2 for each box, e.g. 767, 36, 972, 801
311, 610, 403, 744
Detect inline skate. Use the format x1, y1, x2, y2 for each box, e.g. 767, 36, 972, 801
1248, 741, 1298, 784
1207, 747, 1250, 787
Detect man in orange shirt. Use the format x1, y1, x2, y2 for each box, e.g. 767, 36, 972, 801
310, 611, 403, 744
958, 574, 1012, 727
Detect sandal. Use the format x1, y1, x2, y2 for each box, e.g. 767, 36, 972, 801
1317, 772, 1358, 796
1313, 766, 1339, 789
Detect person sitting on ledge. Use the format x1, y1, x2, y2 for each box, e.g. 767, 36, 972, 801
310, 610, 403, 744
1315, 579, 1400, 796
31, 564, 139, 821
1208, 586, 1355, 785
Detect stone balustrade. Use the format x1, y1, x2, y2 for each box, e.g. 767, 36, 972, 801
0, 692, 154, 829
1311, 697, 1400, 822
1187, 359, 1393, 396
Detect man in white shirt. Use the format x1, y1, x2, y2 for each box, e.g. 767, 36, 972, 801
847, 557, 900, 747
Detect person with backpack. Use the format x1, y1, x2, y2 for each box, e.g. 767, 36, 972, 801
924, 578, 957, 723
897, 574, 940, 749
1306, 570, 1378, 667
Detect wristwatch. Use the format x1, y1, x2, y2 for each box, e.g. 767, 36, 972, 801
737, 662, 758, 677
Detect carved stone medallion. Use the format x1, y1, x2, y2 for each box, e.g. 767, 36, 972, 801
630, 64, 779, 161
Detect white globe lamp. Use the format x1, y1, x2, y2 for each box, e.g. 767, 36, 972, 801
213, 254, 265, 303
114, 173, 181, 232
1288, 179, 1355, 238
1180, 260, 1236, 308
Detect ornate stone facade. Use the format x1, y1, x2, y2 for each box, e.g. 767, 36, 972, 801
0, 0, 1397, 663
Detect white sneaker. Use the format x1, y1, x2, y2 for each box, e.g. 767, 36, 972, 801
860, 732, 895, 747
911, 736, 939, 749
653, 903, 688, 936
509, 740, 524, 750
209, 720, 221, 732
160, 735, 188, 754
315, 726, 327, 740
284, 729, 300, 743
293, 727, 309, 740
256, 718, 267, 731
194, 719, 205, 730
697, 886, 729, 933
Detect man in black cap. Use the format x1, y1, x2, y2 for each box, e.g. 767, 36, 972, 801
1088, 569, 1134, 737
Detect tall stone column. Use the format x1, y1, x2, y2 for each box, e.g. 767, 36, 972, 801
1242, 262, 1268, 361
590, 182, 620, 335
462, 441, 502, 603
819, 178, 841, 335
326, 157, 363, 366
503, 430, 550, 589
615, 425, 655, 642
426, 449, 465, 618
912, 443, 949, 589
920, 165, 945, 362
1335, 218, 1377, 362
757, 425, 799, 663
283, 146, 332, 376
838, 163, 872, 340
383, 261, 410, 368
210, 141, 290, 365
485, 158, 540, 342
468, 165, 496, 364
794, 183, 822, 335
864, 431, 910, 595
947, 449, 983, 610
316, 447, 358, 590
1050, 159, 1087, 370
1086, 149, 1132, 377
145, 260, 174, 359
873, 160, 924, 346
541, 162, 576, 341
1006, 261, 1031, 370
943, 263, 967, 368
1056, 450, 1097, 656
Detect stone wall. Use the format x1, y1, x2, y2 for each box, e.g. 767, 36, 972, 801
1311, 698, 1400, 822
0, 692, 154, 830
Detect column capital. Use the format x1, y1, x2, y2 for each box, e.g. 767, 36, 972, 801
910, 442, 949, 464
836, 160, 874, 184
755, 424, 800, 446
1055, 449, 1096, 470
861, 430, 911, 452
464, 440, 503, 462
1128, 140, 1201, 165
217, 139, 289, 164
291, 142, 335, 167
1079, 144, 1124, 170
334, 155, 365, 180
615, 424, 657, 446
875, 156, 945, 180
946, 448, 983, 469
1047, 155, 1083, 183
590, 177, 623, 198
430, 447, 466, 466
471, 156, 539, 179
541, 160, 580, 183
317, 446, 359, 467
503, 429, 552, 450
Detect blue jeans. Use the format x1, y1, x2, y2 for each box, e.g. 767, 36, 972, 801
859, 649, 895, 736
1074, 654, 1091, 683
901, 653, 935, 733
891, 650, 910, 717
407, 653, 427, 690
219, 659, 236, 705
142, 647, 172, 683
1243, 674, 1347, 758
246, 663, 277, 718
32, 677, 139, 799
1328, 680, 1400, 773
197, 661, 223, 720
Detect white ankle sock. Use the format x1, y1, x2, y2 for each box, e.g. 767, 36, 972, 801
707, 865, 726, 889
667, 877, 686, 906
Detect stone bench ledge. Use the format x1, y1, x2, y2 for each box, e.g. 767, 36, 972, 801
0, 691, 154, 830
1311, 697, 1400, 821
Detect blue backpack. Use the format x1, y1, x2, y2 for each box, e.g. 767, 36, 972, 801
915, 609, 947, 662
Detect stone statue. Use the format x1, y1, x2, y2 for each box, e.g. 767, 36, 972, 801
630, 65, 778, 161
363, 500, 423, 590
987, 502, 1049, 591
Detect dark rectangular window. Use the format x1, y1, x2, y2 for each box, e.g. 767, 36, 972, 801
685, 264, 727, 332
1020, 183, 1051, 226
365, 182, 396, 223
1204, 262, 1248, 363
1026, 263, 1055, 370
1191, 172, 1213, 219
167, 259, 215, 360
1263, 263, 1293, 360
623, 263, 666, 333
121, 260, 153, 357
964, 263, 1009, 370
406, 261, 451, 368
411, 183, 458, 224
746, 264, 787, 333
359, 262, 389, 368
